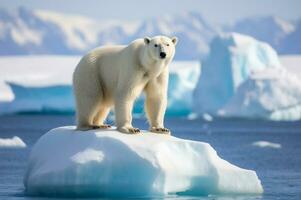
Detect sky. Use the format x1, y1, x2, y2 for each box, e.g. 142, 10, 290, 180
0, 0, 301, 24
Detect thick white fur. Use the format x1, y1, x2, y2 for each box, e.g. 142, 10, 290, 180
73, 36, 177, 134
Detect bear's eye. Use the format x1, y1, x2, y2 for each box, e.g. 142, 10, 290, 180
154, 44, 158, 47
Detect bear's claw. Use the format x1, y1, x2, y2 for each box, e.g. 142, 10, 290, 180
117, 126, 141, 134
150, 127, 170, 135
129, 128, 140, 134
99, 124, 112, 129
91, 126, 99, 129
90, 124, 111, 129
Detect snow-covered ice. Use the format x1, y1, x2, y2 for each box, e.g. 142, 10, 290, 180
194, 33, 281, 114
24, 127, 263, 197
0, 55, 79, 102
252, 141, 282, 149
221, 68, 301, 121
0, 136, 26, 148
0, 56, 199, 116
194, 33, 301, 121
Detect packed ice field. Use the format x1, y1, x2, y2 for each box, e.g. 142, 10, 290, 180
0, 33, 301, 120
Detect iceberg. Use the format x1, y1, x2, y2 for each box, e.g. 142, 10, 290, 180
0, 136, 26, 148
194, 33, 301, 120
252, 141, 281, 149
194, 33, 281, 114
166, 61, 200, 116
0, 56, 199, 116
220, 68, 301, 121
0, 55, 79, 102
0, 82, 74, 115
24, 127, 263, 197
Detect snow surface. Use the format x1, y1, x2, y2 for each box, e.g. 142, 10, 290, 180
252, 141, 281, 149
24, 127, 263, 197
0, 56, 199, 115
0, 136, 26, 148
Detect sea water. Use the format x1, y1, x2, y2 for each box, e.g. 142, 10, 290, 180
0, 115, 300, 200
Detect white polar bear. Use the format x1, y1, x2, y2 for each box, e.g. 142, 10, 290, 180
73, 35, 177, 134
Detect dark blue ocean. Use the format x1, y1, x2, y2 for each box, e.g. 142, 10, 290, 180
0, 115, 301, 200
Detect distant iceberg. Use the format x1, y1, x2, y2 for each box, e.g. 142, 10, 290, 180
220, 68, 301, 121
252, 141, 281, 149
194, 33, 301, 120
0, 136, 26, 148
166, 61, 200, 116
24, 127, 263, 197
0, 82, 74, 115
0, 57, 200, 116
194, 33, 281, 114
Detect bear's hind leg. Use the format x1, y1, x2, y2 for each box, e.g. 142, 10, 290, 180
93, 106, 111, 129
76, 95, 102, 131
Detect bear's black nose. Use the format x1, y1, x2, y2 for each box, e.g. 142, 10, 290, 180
160, 52, 166, 59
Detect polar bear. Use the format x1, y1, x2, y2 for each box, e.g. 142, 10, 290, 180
73, 35, 177, 134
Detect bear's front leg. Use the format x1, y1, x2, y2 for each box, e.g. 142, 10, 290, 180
145, 95, 170, 135
115, 93, 140, 134
144, 75, 170, 135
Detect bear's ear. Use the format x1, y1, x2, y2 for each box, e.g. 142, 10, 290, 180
171, 37, 178, 45
144, 37, 151, 44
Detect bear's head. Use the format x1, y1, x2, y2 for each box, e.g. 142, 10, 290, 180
144, 36, 178, 61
